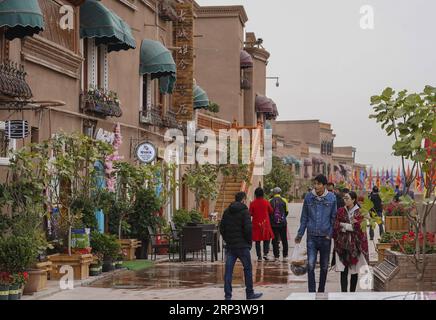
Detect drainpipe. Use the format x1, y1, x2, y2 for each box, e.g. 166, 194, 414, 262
156, 1, 159, 39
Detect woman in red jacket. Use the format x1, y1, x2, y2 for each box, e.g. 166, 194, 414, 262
249, 187, 274, 261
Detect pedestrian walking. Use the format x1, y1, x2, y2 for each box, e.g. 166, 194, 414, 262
269, 187, 289, 262
327, 182, 345, 209
295, 174, 337, 293
220, 192, 263, 300
249, 187, 274, 261
332, 191, 369, 292
369, 186, 384, 240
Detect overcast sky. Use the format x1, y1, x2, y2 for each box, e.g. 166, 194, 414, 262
196, 0, 435, 171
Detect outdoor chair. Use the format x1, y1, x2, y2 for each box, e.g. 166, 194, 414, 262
147, 226, 171, 261
198, 224, 219, 262
180, 226, 207, 262
169, 221, 181, 261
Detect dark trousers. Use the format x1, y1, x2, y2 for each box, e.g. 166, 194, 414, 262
307, 235, 331, 293
255, 240, 270, 258
369, 211, 384, 240
341, 267, 358, 292
224, 248, 254, 299
272, 226, 288, 258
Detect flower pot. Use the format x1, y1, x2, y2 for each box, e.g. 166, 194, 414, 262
117, 239, 141, 261
385, 216, 409, 233
48, 253, 93, 280
23, 269, 47, 294
102, 260, 114, 273
376, 243, 392, 262
8, 284, 20, 300
89, 264, 102, 276
0, 285, 9, 300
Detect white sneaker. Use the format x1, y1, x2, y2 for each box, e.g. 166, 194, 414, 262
283, 257, 288, 262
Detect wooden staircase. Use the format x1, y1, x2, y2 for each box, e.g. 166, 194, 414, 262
214, 176, 243, 217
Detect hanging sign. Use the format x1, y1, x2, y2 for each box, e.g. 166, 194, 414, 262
136, 142, 157, 164
95, 128, 115, 144
173, 2, 194, 122
5, 120, 29, 139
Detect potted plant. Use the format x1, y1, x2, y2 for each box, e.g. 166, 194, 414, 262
45, 133, 113, 280
0, 272, 11, 300
384, 201, 410, 232
0, 236, 38, 300
90, 231, 121, 272
376, 232, 405, 262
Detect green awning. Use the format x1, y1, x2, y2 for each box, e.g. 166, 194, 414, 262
139, 39, 176, 94
193, 84, 209, 109
80, 0, 136, 52
0, 0, 44, 40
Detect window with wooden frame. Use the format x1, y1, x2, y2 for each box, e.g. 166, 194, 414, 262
82, 38, 108, 90
141, 74, 158, 112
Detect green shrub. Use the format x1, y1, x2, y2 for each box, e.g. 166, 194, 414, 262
173, 209, 205, 229
90, 231, 121, 261
0, 236, 39, 273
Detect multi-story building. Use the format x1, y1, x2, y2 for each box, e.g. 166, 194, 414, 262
0, 0, 276, 219
272, 119, 366, 197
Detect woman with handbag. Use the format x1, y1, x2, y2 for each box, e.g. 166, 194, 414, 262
249, 187, 274, 261
332, 191, 369, 292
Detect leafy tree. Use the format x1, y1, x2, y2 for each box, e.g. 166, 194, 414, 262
264, 156, 294, 198
370, 85, 436, 287
184, 163, 219, 210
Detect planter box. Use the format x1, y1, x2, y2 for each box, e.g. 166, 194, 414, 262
376, 243, 392, 262
374, 249, 436, 291
48, 253, 94, 280
23, 261, 52, 294
117, 239, 141, 261
385, 216, 409, 233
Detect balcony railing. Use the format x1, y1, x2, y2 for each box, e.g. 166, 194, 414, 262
163, 109, 184, 130
0, 61, 33, 100
140, 105, 163, 127
80, 89, 122, 118
159, 1, 178, 22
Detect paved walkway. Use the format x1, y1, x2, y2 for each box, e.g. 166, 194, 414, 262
26, 202, 388, 300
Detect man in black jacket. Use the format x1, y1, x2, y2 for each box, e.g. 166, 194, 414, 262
220, 192, 262, 300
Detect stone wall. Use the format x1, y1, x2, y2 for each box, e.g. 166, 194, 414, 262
374, 249, 436, 291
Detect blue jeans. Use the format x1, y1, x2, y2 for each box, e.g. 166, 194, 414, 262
307, 235, 332, 293
224, 248, 254, 299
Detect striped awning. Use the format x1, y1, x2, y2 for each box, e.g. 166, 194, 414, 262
0, 0, 44, 40
139, 39, 176, 94
240, 50, 253, 68
193, 84, 209, 109
80, 0, 136, 52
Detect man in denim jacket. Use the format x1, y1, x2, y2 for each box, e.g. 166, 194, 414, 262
295, 174, 337, 293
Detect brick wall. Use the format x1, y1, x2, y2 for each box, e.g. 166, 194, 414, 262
376, 250, 436, 291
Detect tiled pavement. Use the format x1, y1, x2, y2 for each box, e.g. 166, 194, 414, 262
25, 202, 430, 300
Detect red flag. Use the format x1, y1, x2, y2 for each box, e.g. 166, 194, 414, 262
415, 168, 421, 192
396, 167, 401, 187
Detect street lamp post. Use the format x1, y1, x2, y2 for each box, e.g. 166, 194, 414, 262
266, 76, 280, 87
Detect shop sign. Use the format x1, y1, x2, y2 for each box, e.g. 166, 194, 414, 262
95, 128, 115, 144
136, 142, 157, 164
173, 2, 194, 122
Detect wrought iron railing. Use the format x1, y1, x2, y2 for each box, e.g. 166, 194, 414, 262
140, 105, 163, 127
0, 61, 33, 100
159, 1, 178, 22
